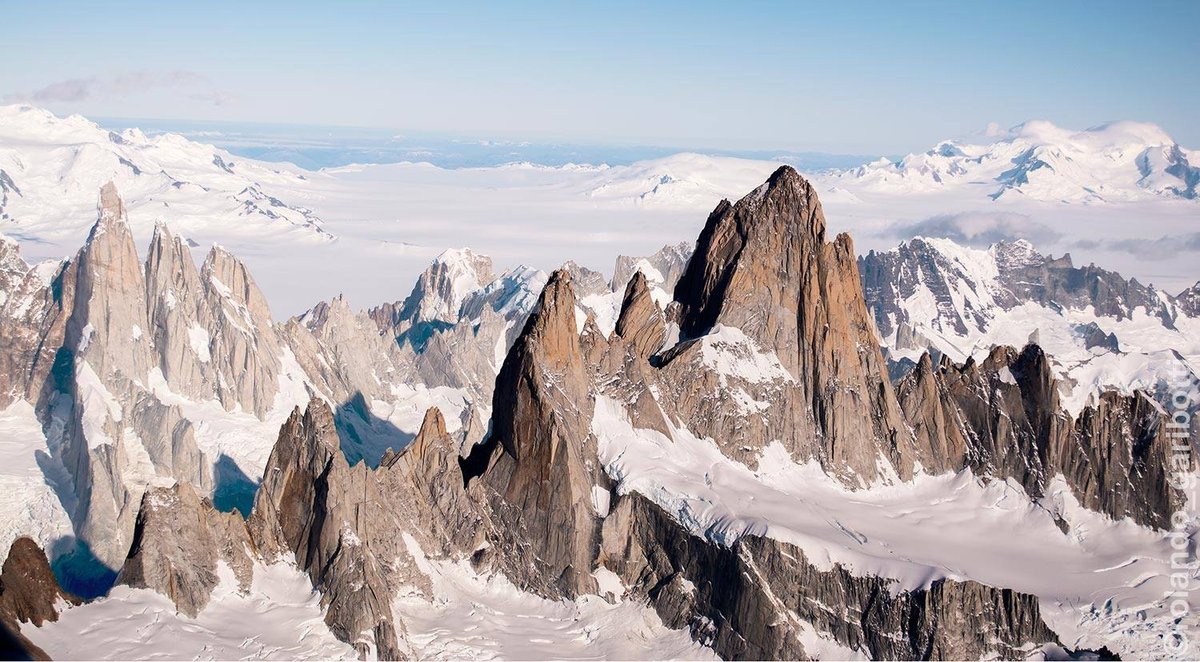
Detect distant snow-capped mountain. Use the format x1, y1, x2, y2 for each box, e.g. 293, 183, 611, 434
832, 120, 1199, 203
585, 153, 781, 208
859, 236, 1200, 412
0, 105, 329, 244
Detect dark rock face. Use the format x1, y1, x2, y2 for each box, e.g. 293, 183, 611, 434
0, 538, 74, 661
601, 493, 1058, 661
88, 168, 1188, 661
475, 269, 609, 599
1077, 322, 1120, 352
0, 538, 78, 627
612, 241, 692, 294
246, 398, 484, 658
614, 271, 666, 359
247, 400, 405, 658
895, 344, 1186, 529
670, 165, 909, 481
997, 243, 1172, 324
0, 238, 61, 410
1060, 391, 1182, 529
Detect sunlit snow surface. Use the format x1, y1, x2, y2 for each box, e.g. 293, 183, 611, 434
393, 535, 717, 661
4, 106, 1197, 318
25, 544, 715, 661
25, 562, 357, 660
593, 394, 1200, 660
0, 401, 73, 560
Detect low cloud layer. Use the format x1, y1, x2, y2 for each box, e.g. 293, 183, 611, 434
1073, 232, 1200, 260
883, 212, 1062, 247
4, 70, 232, 106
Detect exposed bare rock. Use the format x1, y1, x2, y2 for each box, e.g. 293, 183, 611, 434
601, 492, 1059, 661
68, 182, 153, 382
896, 344, 1065, 489
562, 260, 610, 299
381, 407, 482, 553
895, 344, 1187, 528
0, 236, 60, 408
370, 247, 496, 335
612, 241, 693, 294
248, 398, 483, 658
1059, 390, 1183, 529
286, 294, 404, 405
474, 269, 609, 598
0, 537, 78, 627
860, 237, 1177, 348
247, 399, 403, 658
1178, 281, 1200, 317
199, 245, 283, 418
144, 222, 214, 401
457, 406, 488, 456
407, 305, 509, 396
892, 353, 968, 475
614, 271, 666, 359
668, 166, 909, 481
125, 393, 213, 492
117, 482, 253, 617
0, 538, 72, 661
49, 185, 159, 572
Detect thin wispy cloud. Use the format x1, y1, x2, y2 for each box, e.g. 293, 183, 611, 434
3, 70, 233, 106
883, 212, 1062, 247
1073, 232, 1200, 260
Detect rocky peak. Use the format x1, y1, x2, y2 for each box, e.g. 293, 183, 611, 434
476, 268, 608, 598
381, 406, 479, 551
144, 222, 213, 398
403, 406, 448, 464
117, 482, 253, 618
0, 233, 27, 293
613, 271, 665, 359
394, 247, 496, 328
611, 241, 692, 294
1177, 280, 1200, 317
674, 165, 825, 345
200, 245, 274, 323
294, 294, 355, 334
248, 398, 403, 658
505, 269, 581, 375
669, 165, 909, 481
0, 537, 78, 627
990, 238, 1043, 270
197, 243, 282, 417
145, 222, 198, 298
0, 235, 55, 408
96, 181, 125, 227
561, 260, 610, 298
68, 182, 151, 379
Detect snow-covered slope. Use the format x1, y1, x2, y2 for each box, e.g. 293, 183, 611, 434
859, 236, 1200, 412
592, 395, 1196, 660
585, 153, 782, 208
832, 120, 1199, 203
0, 105, 329, 244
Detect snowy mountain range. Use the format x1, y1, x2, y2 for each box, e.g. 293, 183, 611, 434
831, 120, 1199, 203
0, 107, 1196, 661
860, 237, 1200, 412
0, 105, 328, 245
3, 106, 1197, 316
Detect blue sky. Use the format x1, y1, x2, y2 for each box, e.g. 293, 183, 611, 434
4, 0, 1197, 154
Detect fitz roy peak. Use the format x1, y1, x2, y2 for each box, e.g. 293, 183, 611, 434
0, 171, 1193, 660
